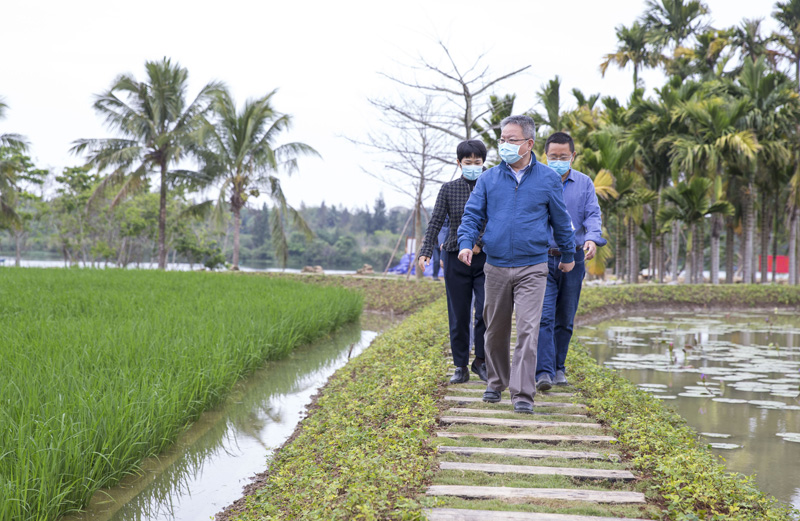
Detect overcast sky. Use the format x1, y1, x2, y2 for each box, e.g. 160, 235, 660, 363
1, 0, 779, 210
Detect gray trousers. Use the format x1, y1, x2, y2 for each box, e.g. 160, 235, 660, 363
483, 262, 548, 405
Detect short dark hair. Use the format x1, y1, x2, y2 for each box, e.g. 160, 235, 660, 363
544, 132, 575, 154
457, 139, 487, 162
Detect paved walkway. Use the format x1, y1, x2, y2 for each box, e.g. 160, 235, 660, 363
425, 338, 654, 520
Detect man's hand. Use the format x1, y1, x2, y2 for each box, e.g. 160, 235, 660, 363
583, 240, 597, 261
558, 261, 575, 273
458, 248, 473, 266
473, 245, 482, 255
418, 256, 430, 272
440, 259, 444, 268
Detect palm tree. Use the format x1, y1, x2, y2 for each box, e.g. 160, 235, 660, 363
193, 88, 319, 270
529, 76, 566, 133
0, 98, 29, 228
774, 0, 800, 85
0, 97, 28, 151
473, 94, 515, 164
628, 77, 702, 282
582, 128, 638, 280
668, 95, 759, 283
600, 22, 660, 89
72, 58, 223, 269
642, 0, 710, 50
659, 177, 734, 283
733, 18, 779, 66
734, 57, 796, 282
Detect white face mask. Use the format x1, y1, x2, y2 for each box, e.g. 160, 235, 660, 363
499, 142, 523, 164
461, 164, 483, 180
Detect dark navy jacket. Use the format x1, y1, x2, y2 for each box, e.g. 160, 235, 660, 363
458, 154, 575, 267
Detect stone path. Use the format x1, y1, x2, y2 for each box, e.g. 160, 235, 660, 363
425, 369, 654, 520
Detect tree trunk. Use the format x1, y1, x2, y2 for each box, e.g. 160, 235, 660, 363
725, 218, 735, 284
157, 161, 169, 270
686, 222, 694, 284
692, 219, 705, 284
710, 216, 720, 284
658, 235, 666, 283
232, 203, 242, 270
772, 191, 779, 282
797, 218, 800, 285
14, 229, 22, 267
671, 221, 680, 282
760, 191, 770, 284
791, 208, 798, 286
628, 218, 637, 283
414, 190, 424, 281
615, 217, 623, 280
118, 237, 128, 267
743, 181, 756, 284
633, 221, 640, 284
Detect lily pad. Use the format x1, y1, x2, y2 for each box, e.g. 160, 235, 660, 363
709, 443, 741, 449
701, 432, 732, 438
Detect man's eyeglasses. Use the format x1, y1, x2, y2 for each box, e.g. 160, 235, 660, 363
547, 155, 573, 161
498, 137, 530, 145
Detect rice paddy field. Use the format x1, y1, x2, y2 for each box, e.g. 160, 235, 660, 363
0, 268, 363, 521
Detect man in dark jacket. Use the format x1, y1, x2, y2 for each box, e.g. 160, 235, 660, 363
458, 115, 575, 414
418, 140, 488, 384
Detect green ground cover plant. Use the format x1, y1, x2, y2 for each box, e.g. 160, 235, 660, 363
227, 298, 451, 521
253, 272, 445, 313
568, 343, 799, 520
578, 284, 800, 317
0, 268, 362, 521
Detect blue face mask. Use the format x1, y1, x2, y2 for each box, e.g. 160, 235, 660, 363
461, 164, 483, 180
549, 160, 571, 176
499, 142, 523, 164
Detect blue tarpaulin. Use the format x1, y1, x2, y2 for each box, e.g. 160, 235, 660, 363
387, 253, 436, 277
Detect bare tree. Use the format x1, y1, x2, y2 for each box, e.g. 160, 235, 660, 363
350, 99, 449, 279
375, 41, 530, 143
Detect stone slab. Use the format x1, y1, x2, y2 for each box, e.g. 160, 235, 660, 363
426, 485, 646, 503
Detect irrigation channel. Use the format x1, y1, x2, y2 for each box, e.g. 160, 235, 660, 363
61, 312, 397, 521
575, 310, 800, 511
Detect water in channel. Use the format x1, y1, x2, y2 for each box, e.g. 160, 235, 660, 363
575, 311, 800, 511
62, 312, 397, 521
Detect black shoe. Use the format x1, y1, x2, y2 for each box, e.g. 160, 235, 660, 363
483, 387, 501, 403
471, 361, 488, 382
450, 366, 469, 384
536, 373, 553, 392
514, 401, 534, 414
555, 370, 569, 386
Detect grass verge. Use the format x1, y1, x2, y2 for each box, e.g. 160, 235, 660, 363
578, 284, 800, 319
226, 297, 451, 521
250, 272, 445, 314
0, 268, 362, 521
568, 342, 799, 520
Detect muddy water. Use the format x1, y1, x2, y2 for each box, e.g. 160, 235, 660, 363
575, 311, 800, 511
62, 312, 397, 521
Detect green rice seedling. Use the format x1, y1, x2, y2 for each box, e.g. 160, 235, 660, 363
0, 268, 362, 521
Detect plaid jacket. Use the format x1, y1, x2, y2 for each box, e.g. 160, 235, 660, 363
419, 177, 482, 258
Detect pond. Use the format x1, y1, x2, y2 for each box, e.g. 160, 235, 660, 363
575, 310, 800, 511
62, 312, 396, 521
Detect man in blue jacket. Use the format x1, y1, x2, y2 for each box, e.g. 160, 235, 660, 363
458, 115, 575, 414
536, 132, 606, 391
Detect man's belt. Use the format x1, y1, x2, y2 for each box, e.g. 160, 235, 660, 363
548, 246, 582, 257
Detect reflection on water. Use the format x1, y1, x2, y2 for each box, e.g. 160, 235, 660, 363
63, 314, 390, 521
576, 311, 800, 512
